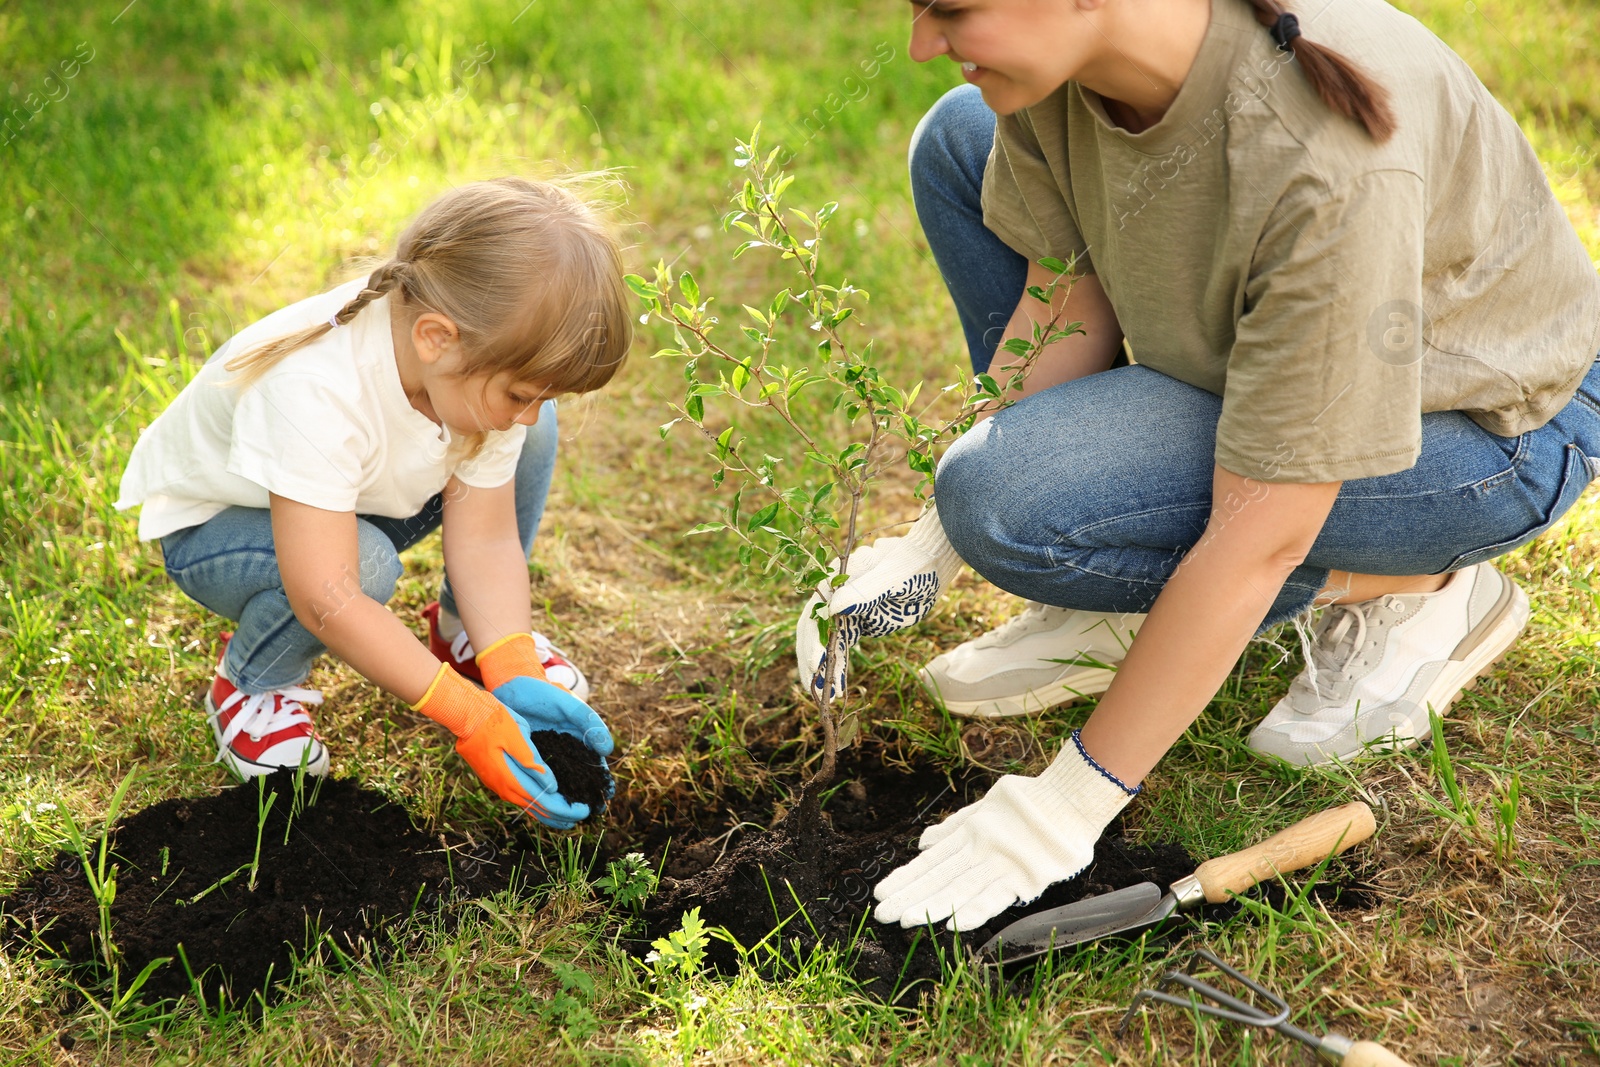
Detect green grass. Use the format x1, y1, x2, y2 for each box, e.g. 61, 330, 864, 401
3, 0, 1599, 1062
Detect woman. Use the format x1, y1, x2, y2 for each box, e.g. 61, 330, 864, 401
794, 0, 1600, 931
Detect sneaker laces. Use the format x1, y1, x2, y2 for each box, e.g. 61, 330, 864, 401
969, 602, 1067, 651
213, 686, 322, 748
1291, 595, 1405, 706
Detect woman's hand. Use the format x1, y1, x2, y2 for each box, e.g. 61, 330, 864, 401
795, 504, 964, 701
873, 730, 1138, 931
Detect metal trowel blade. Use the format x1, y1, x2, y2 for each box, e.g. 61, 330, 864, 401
977, 881, 1174, 966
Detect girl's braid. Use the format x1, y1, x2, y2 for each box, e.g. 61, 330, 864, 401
330, 261, 409, 327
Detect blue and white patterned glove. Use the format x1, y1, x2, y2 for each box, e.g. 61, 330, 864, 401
795, 503, 965, 702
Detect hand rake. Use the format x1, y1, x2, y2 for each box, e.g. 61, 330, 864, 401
1118, 948, 1414, 1066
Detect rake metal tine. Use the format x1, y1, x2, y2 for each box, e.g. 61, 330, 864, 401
1117, 950, 1292, 1037
1184, 948, 1292, 1026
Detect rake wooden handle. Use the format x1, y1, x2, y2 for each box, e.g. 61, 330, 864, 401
1341, 1040, 1414, 1067
1194, 802, 1376, 904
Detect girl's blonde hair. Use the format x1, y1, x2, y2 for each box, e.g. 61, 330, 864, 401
225, 176, 632, 400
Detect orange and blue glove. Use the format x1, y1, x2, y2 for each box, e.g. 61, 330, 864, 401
413, 662, 592, 829
477, 634, 614, 805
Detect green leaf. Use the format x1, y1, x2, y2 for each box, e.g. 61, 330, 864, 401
731, 363, 751, 393
747, 501, 780, 531
686, 521, 727, 535
769, 290, 791, 321
658, 418, 680, 439
1038, 255, 1073, 275
686, 394, 704, 422
715, 425, 735, 460
624, 274, 656, 298
742, 304, 769, 327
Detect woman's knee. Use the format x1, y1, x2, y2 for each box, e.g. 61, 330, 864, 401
355, 521, 405, 604
934, 421, 1029, 565
908, 84, 995, 195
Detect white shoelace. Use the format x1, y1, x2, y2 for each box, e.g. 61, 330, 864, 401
1292, 595, 1405, 705
212, 686, 322, 749
970, 602, 1065, 650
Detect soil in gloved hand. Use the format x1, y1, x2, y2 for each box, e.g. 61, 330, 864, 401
528, 729, 613, 813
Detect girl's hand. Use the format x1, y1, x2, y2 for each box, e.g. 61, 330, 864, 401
414, 663, 592, 828
479, 632, 615, 805
477, 633, 614, 756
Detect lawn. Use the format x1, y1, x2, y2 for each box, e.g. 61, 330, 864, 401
2, 0, 1598, 1063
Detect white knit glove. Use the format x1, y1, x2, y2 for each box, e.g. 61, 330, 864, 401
795, 503, 964, 702
872, 730, 1140, 931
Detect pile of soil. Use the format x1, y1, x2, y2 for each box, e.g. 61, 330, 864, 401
530, 729, 612, 812
0, 772, 511, 1003
640, 744, 1377, 1002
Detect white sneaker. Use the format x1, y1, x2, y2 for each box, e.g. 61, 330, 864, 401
919, 604, 1144, 718
1248, 563, 1530, 766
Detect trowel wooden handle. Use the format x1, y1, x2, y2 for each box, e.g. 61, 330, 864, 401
1194, 802, 1376, 904
1342, 1040, 1414, 1067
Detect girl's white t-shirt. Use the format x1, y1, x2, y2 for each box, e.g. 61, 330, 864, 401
117, 278, 527, 541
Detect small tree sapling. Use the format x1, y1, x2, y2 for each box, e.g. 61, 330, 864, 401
629, 128, 1083, 800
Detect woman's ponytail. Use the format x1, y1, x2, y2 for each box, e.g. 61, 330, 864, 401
1246, 0, 1398, 144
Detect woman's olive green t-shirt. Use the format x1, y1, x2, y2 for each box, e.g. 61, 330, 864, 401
981, 0, 1600, 482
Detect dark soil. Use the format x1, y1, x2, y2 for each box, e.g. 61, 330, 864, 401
0, 772, 510, 1003
529, 729, 612, 813
639, 743, 1377, 1002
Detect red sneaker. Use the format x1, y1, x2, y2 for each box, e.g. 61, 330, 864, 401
422, 601, 591, 701
206, 635, 330, 778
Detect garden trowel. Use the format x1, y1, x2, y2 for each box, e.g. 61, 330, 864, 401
977, 801, 1376, 967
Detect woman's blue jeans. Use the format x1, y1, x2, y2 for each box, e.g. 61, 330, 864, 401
911, 85, 1600, 629
159, 402, 558, 693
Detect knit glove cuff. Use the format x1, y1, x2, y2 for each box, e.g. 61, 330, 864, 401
476, 633, 550, 692
413, 663, 494, 739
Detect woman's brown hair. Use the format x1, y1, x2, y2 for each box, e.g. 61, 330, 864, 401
225, 176, 632, 403
1245, 0, 1398, 143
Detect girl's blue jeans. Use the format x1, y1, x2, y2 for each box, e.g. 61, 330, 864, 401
159, 402, 558, 694
911, 85, 1600, 629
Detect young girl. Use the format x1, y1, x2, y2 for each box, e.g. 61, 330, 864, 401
797, 0, 1600, 928
118, 177, 630, 828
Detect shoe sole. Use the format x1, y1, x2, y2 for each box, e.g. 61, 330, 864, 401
207, 693, 331, 780
1256, 572, 1531, 766
919, 664, 1119, 719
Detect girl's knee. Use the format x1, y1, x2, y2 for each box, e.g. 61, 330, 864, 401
355, 522, 404, 604
908, 84, 994, 189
